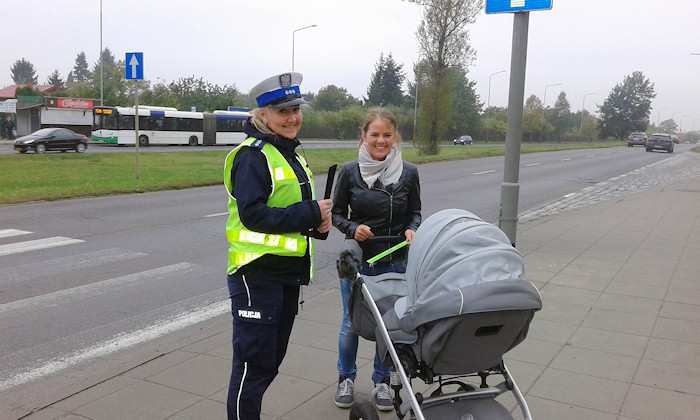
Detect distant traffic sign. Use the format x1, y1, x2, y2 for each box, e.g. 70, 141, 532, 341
486, 0, 552, 14
125, 52, 144, 80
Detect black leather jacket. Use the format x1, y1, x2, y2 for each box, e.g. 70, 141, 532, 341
331, 160, 421, 262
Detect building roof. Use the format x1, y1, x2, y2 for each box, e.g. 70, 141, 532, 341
0, 84, 59, 101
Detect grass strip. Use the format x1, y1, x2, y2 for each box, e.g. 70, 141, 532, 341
0, 142, 623, 204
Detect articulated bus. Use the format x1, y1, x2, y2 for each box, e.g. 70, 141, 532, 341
91, 106, 250, 146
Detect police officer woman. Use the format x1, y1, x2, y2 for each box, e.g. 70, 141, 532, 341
224, 72, 332, 420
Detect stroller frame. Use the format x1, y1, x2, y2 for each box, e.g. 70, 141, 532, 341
353, 270, 534, 420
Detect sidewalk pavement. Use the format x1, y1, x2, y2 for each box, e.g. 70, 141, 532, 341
14, 155, 700, 420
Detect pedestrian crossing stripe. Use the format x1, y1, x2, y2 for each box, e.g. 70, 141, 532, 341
0, 237, 85, 257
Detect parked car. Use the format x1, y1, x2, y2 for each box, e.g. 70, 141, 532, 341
13, 128, 88, 154
671, 134, 680, 144
627, 132, 648, 147
645, 133, 674, 153
453, 135, 473, 145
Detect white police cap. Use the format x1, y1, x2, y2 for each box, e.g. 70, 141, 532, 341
250, 72, 308, 108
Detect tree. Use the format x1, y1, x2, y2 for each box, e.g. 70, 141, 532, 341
551, 91, 572, 140
581, 115, 598, 142
314, 85, 360, 111
657, 118, 678, 134
67, 52, 89, 84
413, 0, 482, 155
448, 67, 482, 139
11, 58, 38, 84
597, 71, 655, 140
67, 58, 130, 106
366, 53, 405, 107
46, 69, 65, 90
89, 47, 117, 86
167, 76, 244, 112
522, 95, 543, 142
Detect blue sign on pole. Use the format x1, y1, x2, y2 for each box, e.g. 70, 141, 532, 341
125, 52, 144, 80
486, 0, 552, 14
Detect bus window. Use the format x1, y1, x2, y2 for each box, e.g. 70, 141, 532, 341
119, 115, 134, 130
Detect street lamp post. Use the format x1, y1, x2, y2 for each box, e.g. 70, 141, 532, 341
100, 0, 103, 105
680, 115, 688, 133
580, 92, 597, 132
656, 107, 669, 126
413, 77, 418, 142
292, 25, 317, 71
485, 70, 506, 143
672, 112, 680, 128
539, 83, 561, 143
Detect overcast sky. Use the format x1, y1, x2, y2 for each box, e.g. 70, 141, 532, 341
3, 0, 699, 130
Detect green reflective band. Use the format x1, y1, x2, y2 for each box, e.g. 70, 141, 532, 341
366, 240, 410, 265
274, 167, 296, 181
229, 230, 299, 252
232, 252, 263, 266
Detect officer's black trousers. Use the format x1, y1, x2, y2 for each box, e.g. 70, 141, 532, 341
226, 273, 299, 420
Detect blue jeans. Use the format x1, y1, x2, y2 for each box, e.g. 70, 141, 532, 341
337, 261, 405, 384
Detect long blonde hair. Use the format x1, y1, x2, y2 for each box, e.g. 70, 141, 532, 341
358, 107, 402, 148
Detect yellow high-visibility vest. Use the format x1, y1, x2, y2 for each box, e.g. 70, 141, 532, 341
224, 137, 315, 277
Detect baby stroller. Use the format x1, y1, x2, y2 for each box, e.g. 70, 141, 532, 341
343, 209, 542, 420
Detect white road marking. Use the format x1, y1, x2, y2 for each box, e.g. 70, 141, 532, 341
0, 263, 197, 315
473, 170, 496, 175
0, 299, 229, 391
560, 158, 572, 161
0, 229, 32, 239
205, 212, 228, 218
0, 237, 84, 257
0, 248, 147, 284
525, 163, 541, 167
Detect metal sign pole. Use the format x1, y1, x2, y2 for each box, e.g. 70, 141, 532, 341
498, 11, 529, 246
125, 52, 143, 181
134, 80, 140, 180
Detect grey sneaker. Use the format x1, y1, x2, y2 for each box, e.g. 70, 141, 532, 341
371, 381, 393, 411
334, 376, 354, 408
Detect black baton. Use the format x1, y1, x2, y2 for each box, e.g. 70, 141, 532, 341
324, 164, 337, 200
319, 164, 337, 239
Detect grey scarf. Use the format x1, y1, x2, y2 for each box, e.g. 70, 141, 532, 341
358, 142, 403, 188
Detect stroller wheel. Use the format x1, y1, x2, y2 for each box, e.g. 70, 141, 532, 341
349, 400, 380, 420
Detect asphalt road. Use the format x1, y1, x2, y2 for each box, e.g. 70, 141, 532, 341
0, 144, 694, 410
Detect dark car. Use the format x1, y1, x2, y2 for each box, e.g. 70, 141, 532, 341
627, 132, 647, 147
645, 133, 674, 153
453, 135, 473, 145
14, 128, 88, 154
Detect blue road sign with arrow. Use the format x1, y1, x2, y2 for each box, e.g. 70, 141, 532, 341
486, 0, 552, 14
125, 52, 144, 80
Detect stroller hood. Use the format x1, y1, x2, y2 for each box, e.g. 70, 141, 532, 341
389, 209, 541, 342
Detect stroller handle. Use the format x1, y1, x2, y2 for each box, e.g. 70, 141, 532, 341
363, 235, 410, 265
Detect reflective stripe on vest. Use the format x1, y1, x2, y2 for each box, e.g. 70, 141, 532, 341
227, 229, 299, 252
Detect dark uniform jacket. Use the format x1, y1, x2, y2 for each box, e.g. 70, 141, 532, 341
228, 119, 321, 285
331, 159, 421, 262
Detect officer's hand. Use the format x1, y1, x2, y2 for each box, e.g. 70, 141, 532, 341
317, 199, 332, 233
317, 217, 332, 234
405, 229, 416, 243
